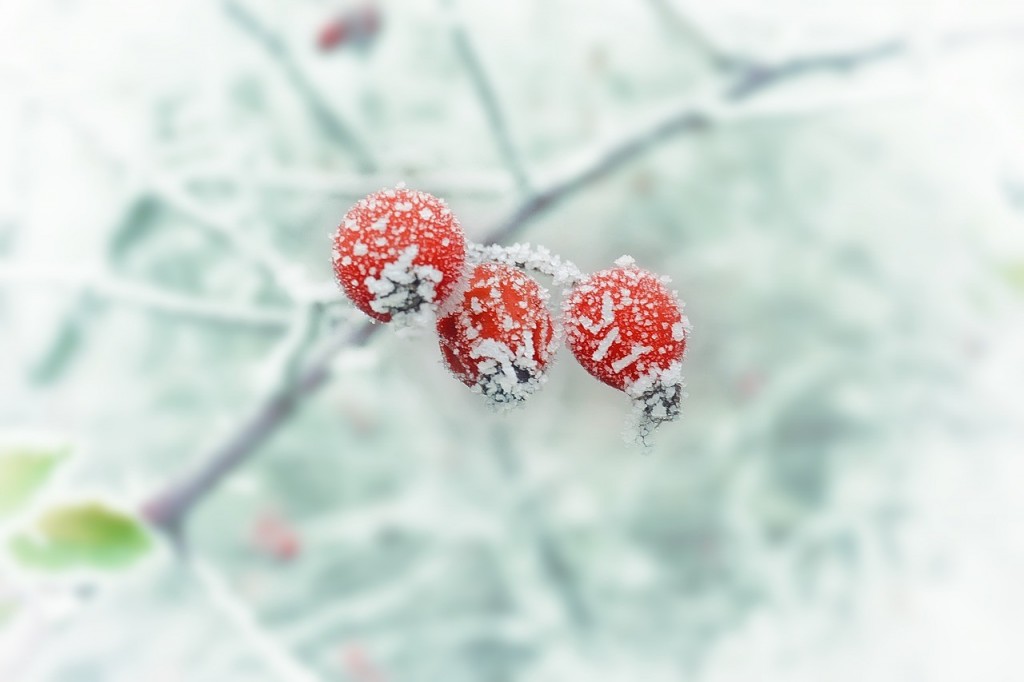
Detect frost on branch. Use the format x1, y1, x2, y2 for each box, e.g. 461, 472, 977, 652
468, 242, 584, 286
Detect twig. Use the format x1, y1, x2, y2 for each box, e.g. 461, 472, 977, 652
189, 558, 321, 682
41, 104, 304, 300
727, 39, 908, 99
644, 0, 748, 71
143, 322, 378, 537
0, 264, 291, 332
222, 0, 377, 172
449, 18, 533, 195
485, 108, 710, 244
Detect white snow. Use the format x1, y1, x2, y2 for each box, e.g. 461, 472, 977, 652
592, 327, 620, 361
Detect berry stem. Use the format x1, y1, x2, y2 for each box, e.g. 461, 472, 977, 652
466, 242, 584, 286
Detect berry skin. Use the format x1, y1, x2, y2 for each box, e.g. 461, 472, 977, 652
332, 188, 466, 323
437, 263, 556, 408
562, 257, 689, 439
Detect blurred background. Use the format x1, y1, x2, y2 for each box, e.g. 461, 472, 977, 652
2, 0, 1024, 680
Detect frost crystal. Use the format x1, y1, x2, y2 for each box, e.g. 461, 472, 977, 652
364, 245, 443, 325
624, 361, 686, 447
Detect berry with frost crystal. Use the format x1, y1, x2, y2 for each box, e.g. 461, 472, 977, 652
437, 263, 556, 408
562, 257, 689, 441
332, 187, 466, 323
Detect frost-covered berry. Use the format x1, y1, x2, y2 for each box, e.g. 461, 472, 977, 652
437, 263, 556, 408
562, 256, 690, 441
332, 187, 466, 323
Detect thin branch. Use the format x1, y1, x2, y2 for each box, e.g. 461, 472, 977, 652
182, 167, 513, 199
222, 0, 377, 172
42, 105, 304, 300
485, 108, 711, 244
189, 558, 321, 682
449, 18, 533, 195
0, 264, 290, 332
143, 322, 378, 536
644, 0, 748, 71
727, 39, 908, 99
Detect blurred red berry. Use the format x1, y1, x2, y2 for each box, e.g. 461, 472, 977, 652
333, 187, 466, 323
252, 511, 301, 562
317, 4, 382, 53
437, 262, 556, 407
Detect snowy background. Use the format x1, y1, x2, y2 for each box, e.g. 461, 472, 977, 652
2, 0, 1024, 680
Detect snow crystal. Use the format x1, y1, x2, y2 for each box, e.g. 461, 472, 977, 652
614, 254, 636, 268
623, 361, 686, 448
363, 245, 444, 325
592, 327, 619, 361
671, 321, 686, 341
466, 337, 549, 410
611, 344, 653, 373
466, 242, 584, 286
353, 242, 368, 256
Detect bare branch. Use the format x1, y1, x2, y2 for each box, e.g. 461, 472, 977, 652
189, 558, 321, 682
142, 322, 378, 536
727, 39, 907, 99
644, 0, 747, 71
485, 108, 710, 244
222, 0, 378, 172
449, 19, 533, 194
0, 264, 290, 332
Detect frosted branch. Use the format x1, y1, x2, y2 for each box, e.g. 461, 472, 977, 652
449, 17, 533, 195
222, 0, 377, 172
0, 265, 290, 332
189, 558, 321, 682
467, 242, 584, 286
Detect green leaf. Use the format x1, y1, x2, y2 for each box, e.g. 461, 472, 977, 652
0, 444, 69, 518
8, 502, 151, 571
1003, 262, 1024, 292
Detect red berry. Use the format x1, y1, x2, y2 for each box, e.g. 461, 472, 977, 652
316, 4, 381, 53
562, 257, 689, 436
317, 19, 348, 51
437, 262, 556, 407
333, 187, 466, 323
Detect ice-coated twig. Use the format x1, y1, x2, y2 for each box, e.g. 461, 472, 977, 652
189, 558, 321, 682
143, 321, 379, 538
0, 264, 291, 332
448, 16, 533, 195
222, 0, 377, 172
141, 31, 976, 537
485, 108, 711, 244
644, 0, 748, 71
727, 39, 908, 99
41, 103, 304, 300
467, 242, 584, 286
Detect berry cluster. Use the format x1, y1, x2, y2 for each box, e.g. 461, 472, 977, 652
331, 187, 690, 443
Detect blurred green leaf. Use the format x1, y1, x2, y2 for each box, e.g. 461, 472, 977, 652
0, 444, 69, 518
1003, 262, 1024, 291
8, 502, 151, 571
